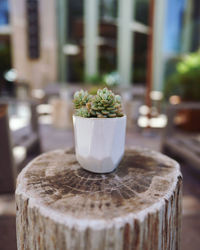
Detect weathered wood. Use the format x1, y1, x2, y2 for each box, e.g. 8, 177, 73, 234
16, 148, 182, 250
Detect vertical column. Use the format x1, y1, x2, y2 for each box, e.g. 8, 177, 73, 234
152, 0, 167, 91
182, 0, 193, 53
117, 0, 135, 86
57, 0, 67, 81
146, 0, 155, 108
84, 0, 99, 78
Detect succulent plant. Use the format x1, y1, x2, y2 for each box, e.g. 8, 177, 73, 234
73, 88, 124, 118
73, 90, 91, 109
75, 107, 90, 117
87, 88, 123, 118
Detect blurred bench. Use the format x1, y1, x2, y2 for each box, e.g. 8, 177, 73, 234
161, 102, 200, 173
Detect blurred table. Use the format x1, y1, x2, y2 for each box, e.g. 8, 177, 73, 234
16, 147, 182, 250
162, 102, 200, 173
162, 132, 200, 173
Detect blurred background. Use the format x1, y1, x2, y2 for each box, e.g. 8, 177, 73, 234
0, 0, 200, 249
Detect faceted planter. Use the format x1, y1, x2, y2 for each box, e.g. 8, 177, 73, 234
73, 115, 126, 173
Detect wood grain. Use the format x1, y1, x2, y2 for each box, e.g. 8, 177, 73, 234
16, 147, 182, 250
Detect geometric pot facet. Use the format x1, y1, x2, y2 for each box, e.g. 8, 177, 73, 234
73, 115, 126, 173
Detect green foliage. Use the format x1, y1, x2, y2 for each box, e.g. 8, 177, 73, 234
75, 107, 90, 118
0, 44, 11, 73
85, 71, 120, 88
88, 86, 99, 95
102, 71, 120, 87
73, 88, 124, 118
164, 52, 200, 101
85, 74, 103, 85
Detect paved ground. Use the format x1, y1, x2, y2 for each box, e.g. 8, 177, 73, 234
0, 124, 200, 250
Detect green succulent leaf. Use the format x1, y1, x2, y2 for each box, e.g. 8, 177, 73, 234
73, 90, 91, 109
75, 107, 90, 118
73, 87, 124, 118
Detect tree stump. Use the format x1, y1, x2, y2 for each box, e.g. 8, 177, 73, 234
16, 148, 182, 250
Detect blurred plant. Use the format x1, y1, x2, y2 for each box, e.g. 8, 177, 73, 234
85, 71, 121, 88
73, 88, 124, 118
0, 44, 11, 73
0, 43, 12, 95
102, 71, 120, 87
164, 51, 200, 101
85, 74, 103, 85
88, 86, 99, 95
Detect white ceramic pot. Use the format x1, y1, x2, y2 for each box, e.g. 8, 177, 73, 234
73, 115, 126, 173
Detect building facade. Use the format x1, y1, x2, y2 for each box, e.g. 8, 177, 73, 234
10, 0, 57, 88
0, 0, 199, 90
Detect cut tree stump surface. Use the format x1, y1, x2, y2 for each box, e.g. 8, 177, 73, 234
16, 147, 182, 250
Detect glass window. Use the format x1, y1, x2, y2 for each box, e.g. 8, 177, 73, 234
132, 0, 149, 84
60, 0, 150, 85
0, 0, 9, 26
66, 0, 84, 82
163, 0, 186, 54
132, 33, 148, 84
99, 0, 118, 75
135, 0, 149, 25
162, 0, 200, 94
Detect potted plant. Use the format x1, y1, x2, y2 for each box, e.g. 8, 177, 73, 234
164, 51, 200, 131
73, 88, 126, 173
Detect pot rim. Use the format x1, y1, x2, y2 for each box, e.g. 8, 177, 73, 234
73, 114, 126, 120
